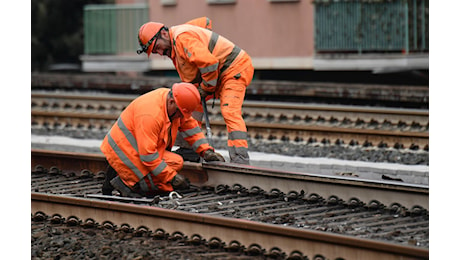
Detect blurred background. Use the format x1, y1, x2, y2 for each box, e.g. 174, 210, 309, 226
31, 0, 428, 86
31, 0, 111, 72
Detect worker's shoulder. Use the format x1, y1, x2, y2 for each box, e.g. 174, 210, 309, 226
141, 87, 170, 97
132, 88, 169, 106
172, 23, 209, 36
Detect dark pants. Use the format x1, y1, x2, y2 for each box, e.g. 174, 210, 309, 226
102, 162, 170, 197
102, 164, 117, 195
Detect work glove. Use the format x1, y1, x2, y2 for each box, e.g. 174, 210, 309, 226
171, 173, 190, 190
203, 149, 225, 162
197, 85, 212, 99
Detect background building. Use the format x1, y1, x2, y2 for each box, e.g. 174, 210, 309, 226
81, 0, 428, 81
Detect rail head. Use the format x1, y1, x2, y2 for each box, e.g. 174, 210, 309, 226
201, 161, 429, 210
31, 192, 429, 259
31, 149, 429, 210
202, 161, 429, 193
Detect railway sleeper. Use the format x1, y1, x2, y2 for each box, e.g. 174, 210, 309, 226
31, 157, 429, 251
32, 211, 313, 259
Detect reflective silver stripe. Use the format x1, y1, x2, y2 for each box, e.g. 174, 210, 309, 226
220, 45, 241, 74
199, 62, 218, 74
140, 152, 159, 163
117, 118, 138, 152
202, 78, 218, 88
110, 176, 133, 195
206, 17, 211, 29
118, 117, 167, 177
107, 132, 149, 191
184, 47, 192, 58
180, 127, 202, 138
228, 131, 248, 140
112, 117, 162, 192
149, 160, 168, 176
208, 32, 219, 53
179, 127, 210, 151
140, 151, 162, 182
191, 137, 208, 151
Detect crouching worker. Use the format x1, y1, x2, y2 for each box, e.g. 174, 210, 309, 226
100, 83, 225, 197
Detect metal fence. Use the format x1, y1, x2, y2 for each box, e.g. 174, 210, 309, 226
83, 1, 428, 56
314, 0, 428, 54
84, 4, 149, 55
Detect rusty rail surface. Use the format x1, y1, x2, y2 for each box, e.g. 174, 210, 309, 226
31, 149, 428, 210
31, 149, 429, 259
31, 73, 429, 105
32, 92, 429, 149
31, 192, 428, 259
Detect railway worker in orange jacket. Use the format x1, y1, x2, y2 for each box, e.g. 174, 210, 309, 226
136, 17, 254, 165
100, 83, 225, 197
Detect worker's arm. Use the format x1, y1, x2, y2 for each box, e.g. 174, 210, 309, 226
135, 115, 177, 183
176, 33, 219, 95
179, 117, 224, 162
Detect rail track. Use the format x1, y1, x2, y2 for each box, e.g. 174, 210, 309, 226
31, 149, 429, 259
31, 73, 429, 108
31, 91, 428, 150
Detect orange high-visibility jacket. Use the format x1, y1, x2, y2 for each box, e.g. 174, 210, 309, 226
169, 24, 252, 97
100, 88, 212, 192
186, 17, 212, 30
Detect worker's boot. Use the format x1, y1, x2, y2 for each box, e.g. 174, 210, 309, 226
170, 174, 190, 190
231, 154, 250, 165
102, 165, 117, 195
110, 176, 142, 198
229, 147, 250, 165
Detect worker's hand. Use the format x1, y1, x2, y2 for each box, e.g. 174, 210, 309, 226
203, 149, 225, 162
197, 85, 212, 99
171, 173, 190, 190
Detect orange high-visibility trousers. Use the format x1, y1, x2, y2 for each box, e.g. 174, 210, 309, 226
219, 65, 254, 164
163, 150, 184, 172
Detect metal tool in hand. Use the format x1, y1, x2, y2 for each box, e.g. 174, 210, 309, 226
201, 97, 214, 147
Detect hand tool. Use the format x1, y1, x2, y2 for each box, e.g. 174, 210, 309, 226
201, 97, 214, 147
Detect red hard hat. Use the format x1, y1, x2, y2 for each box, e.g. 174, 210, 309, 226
137, 22, 165, 57
172, 83, 201, 118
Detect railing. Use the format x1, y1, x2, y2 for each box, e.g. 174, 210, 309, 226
83, 1, 428, 56
314, 0, 428, 54
83, 4, 148, 55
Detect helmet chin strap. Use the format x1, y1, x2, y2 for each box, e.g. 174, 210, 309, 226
169, 108, 179, 119
168, 91, 181, 120
137, 27, 163, 55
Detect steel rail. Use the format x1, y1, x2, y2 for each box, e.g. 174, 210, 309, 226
31, 149, 429, 210
32, 92, 428, 118
201, 161, 428, 210
31, 72, 429, 105
31, 102, 428, 148
31, 192, 428, 259
32, 92, 137, 102
31, 109, 428, 138
32, 92, 429, 148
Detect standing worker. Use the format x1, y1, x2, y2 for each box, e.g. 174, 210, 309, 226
136, 17, 254, 165
100, 83, 225, 197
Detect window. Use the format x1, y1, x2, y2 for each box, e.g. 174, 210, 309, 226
161, 0, 176, 6
268, 0, 299, 2
207, 0, 236, 5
